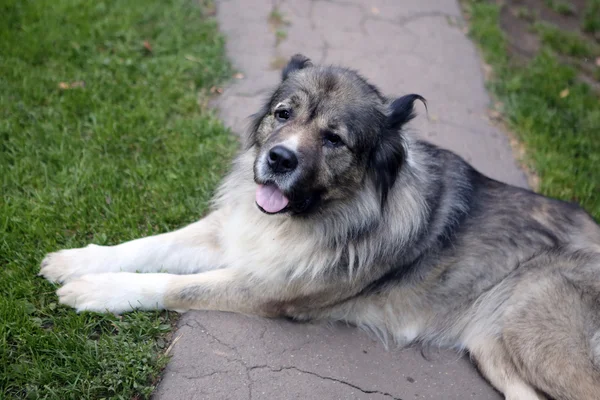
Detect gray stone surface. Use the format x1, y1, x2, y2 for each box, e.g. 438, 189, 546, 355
155, 0, 528, 398
155, 313, 500, 399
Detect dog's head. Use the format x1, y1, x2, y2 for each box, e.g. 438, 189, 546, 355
250, 54, 424, 216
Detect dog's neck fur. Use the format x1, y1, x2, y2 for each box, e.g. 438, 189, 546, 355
212, 133, 473, 287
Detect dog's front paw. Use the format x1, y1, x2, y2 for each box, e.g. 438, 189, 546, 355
57, 273, 169, 314
39, 244, 109, 283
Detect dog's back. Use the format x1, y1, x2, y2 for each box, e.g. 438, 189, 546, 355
351, 141, 600, 399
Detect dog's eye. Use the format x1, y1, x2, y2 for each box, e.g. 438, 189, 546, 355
274, 109, 290, 121
323, 132, 343, 148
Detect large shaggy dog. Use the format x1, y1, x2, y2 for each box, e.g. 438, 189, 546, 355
41, 55, 600, 399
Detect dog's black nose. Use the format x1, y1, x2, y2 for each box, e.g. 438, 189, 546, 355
268, 145, 298, 173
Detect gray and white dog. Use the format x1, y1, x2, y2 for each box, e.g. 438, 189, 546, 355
41, 55, 600, 400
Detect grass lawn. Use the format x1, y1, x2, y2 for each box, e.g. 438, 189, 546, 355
0, 0, 235, 398
462, 0, 600, 220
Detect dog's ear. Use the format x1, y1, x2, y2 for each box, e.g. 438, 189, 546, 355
370, 94, 426, 208
387, 94, 426, 131
370, 130, 405, 209
282, 54, 312, 80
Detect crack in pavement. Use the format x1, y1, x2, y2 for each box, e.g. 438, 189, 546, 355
248, 365, 403, 400
184, 320, 243, 360
181, 370, 233, 380
258, 325, 268, 340
316, 0, 456, 29
187, 318, 312, 358
182, 320, 255, 399
394, 11, 454, 27
274, 0, 442, 65
180, 320, 400, 399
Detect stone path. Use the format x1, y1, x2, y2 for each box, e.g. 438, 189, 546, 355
154, 0, 528, 398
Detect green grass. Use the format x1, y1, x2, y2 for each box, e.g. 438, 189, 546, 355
268, 7, 286, 27
514, 6, 535, 21
464, 1, 600, 220
544, 0, 577, 16
534, 22, 595, 57
275, 29, 288, 45
0, 0, 235, 398
583, 0, 600, 34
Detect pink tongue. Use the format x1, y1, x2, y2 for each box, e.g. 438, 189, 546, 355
256, 184, 289, 213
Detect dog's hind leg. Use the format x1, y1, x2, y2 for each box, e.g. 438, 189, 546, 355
40, 211, 226, 283
501, 272, 600, 400
468, 336, 547, 400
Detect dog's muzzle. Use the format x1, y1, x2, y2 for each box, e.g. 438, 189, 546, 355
255, 144, 320, 215
267, 145, 298, 174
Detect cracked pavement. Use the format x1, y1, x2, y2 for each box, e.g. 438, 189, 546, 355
154, 0, 527, 398
155, 313, 500, 399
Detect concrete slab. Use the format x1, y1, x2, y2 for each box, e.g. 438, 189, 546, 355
155, 0, 528, 398
155, 313, 500, 399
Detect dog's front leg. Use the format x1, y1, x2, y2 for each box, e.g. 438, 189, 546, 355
57, 268, 291, 315
40, 211, 226, 283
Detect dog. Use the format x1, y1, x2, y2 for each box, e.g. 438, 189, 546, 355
40, 54, 600, 400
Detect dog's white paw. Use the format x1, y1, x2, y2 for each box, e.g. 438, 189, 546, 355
39, 244, 111, 283
57, 273, 169, 314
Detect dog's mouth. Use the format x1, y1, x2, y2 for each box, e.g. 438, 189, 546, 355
255, 182, 320, 215
255, 183, 290, 214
